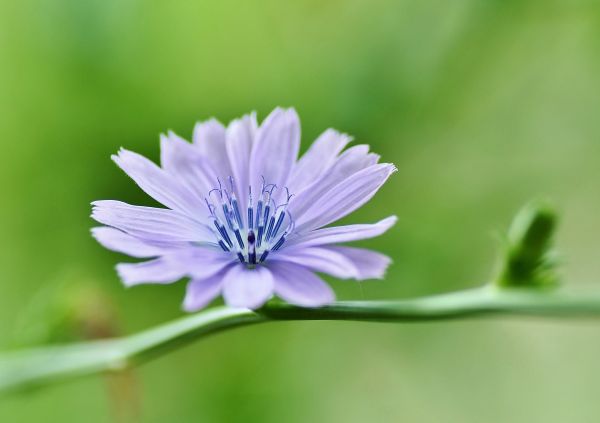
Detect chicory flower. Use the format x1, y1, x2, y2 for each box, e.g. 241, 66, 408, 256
92, 108, 396, 311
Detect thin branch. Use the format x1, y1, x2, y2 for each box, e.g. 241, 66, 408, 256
3, 286, 600, 395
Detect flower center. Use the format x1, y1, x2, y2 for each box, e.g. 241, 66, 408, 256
204, 177, 294, 268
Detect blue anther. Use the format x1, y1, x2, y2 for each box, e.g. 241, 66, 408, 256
272, 234, 286, 251
237, 252, 245, 263
265, 216, 276, 241
263, 204, 271, 227
248, 186, 254, 230
222, 204, 234, 230
259, 250, 270, 262
248, 207, 254, 231
234, 229, 245, 249
215, 222, 233, 247
257, 225, 264, 248
256, 199, 263, 229
232, 197, 244, 230
272, 212, 286, 239
223, 186, 232, 203
218, 240, 229, 252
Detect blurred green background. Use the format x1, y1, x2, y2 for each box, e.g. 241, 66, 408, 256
2, 0, 600, 421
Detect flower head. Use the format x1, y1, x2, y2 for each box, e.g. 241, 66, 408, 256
92, 108, 396, 311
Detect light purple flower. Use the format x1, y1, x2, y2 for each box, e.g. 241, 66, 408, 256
91, 108, 396, 311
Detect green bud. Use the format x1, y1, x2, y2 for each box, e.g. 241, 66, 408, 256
496, 201, 559, 288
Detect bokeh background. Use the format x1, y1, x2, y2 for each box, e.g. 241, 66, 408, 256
2, 0, 600, 422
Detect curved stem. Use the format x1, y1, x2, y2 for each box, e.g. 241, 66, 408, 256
3, 286, 600, 394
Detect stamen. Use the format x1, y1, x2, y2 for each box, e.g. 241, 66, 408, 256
234, 228, 245, 249
205, 177, 294, 268
204, 198, 217, 218
265, 215, 276, 241
222, 203, 234, 230
257, 225, 264, 248
209, 225, 231, 252
227, 176, 244, 230
259, 250, 269, 262
208, 178, 224, 201
268, 202, 288, 242
260, 201, 272, 247
255, 198, 263, 232
266, 190, 292, 242
214, 221, 233, 247
271, 211, 286, 240
231, 196, 243, 230
247, 186, 254, 231
271, 234, 286, 251
263, 202, 271, 225
270, 212, 293, 252
257, 183, 273, 247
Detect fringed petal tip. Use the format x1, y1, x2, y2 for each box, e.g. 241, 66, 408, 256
194, 116, 223, 127
326, 128, 354, 144
110, 147, 128, 163
364, 257, 392, 280
354, 251, 392, 280
227, 110, 258, 127
381, 163, 398, 178
193, 117, 225, 144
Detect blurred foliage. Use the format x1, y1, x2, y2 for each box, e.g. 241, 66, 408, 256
1, 0, 600, 422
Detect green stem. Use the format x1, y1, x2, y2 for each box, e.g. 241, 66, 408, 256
3, 286, 600, 394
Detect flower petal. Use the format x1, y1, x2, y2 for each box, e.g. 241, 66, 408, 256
222, 265, 274, 309
182, 269, 227, 312
286, 216, 397, 248
323, 246, 392, 279
91, 200, 213, 243
116, 258, 187, 287
226, 112, 257, 212
249, 108, 300, 194
193, 118, 232, 182
272, 247, 359, 279
270, 261, 335, 307
165, 247, 234, 279
288, 144, 378, 221
112, 148, 203, 217
288, 129, 351, 193
91, 227, 171, 258
160, 131, 218, 198
294, 163, 396, 232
